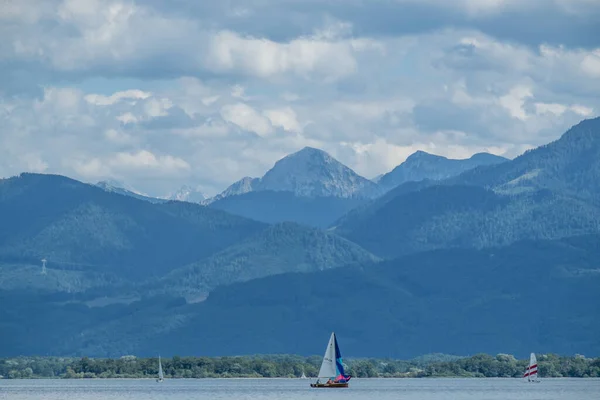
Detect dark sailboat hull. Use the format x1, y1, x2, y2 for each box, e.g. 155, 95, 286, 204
310, 382, 349, 388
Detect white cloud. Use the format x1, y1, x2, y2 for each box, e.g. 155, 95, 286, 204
104, 128, 134, 144
35, 87, 83, 112
263, 107, 301, 132
499, 85, 533, 120
205, 30, 359, 80
581, 50, 600, 78
68, 150, 190, 180
116, 112, 138, 124
534, 103, 567, 116
110, 150, 189, 171
220, 103, 274, 137
85, 89, 151, 106
22, 153, 49, 173
231, 85, 247, 99
143, 97, 173, 118
1, 2, 599, 196
570, 105, 594, 117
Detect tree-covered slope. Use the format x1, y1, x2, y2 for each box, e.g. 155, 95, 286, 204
146, 235, 600, 359
0, 173, 265, 279
334, 184, 600, 258
456, 117, 600, 200
210, 190, 365, 228
145, 222, 379, 299
2, 235, 596, 358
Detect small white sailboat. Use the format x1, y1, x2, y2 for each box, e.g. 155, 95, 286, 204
310, 332, 351, 388
156, 356, 164, 383
301, 370, 307, 379
523, 352, 540, 382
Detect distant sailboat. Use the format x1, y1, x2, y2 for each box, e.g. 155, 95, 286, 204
310, 332, 351, 388
523, 353, 539, 382
156, 356, 164, 383
301, 370, 307, 379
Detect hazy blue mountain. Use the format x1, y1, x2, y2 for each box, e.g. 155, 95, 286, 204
209, 177, 259, 203
0, 173, 380, 300
206, 147, 381, 226
3, 118, 600, 359
2, 235, 597, 358
210, 190, 365, 228
333, 117, 600, 258
0, 173, 265, 279
212, 147, 382, 201
144, 235, 600, 358
378, 151, 507, 192
334, 184, 600, 258
96, 180, 167, 204
456, 117, 600, 200
167, 185, 208, 204
145, 222, 379, 299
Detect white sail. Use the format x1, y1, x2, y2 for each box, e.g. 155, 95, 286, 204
158, 356, 164, 380
317, 332, 337, 378
528, 353, 538, 381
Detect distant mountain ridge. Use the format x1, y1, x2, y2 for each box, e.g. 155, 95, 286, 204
209, 177, 259, 203
0, 173, 379, 297
211, 147, 382, 202
96, 147, 508, 211
0, 173, 265, 279
96, 180, 167, 204
455, 116, 600, 200
205, 147, 382, 227
167, 185, 208, 204
333, 117, 600, 258
377, 151, 508, 192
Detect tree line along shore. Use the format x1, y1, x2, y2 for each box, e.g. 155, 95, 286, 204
1, 354, 598, 379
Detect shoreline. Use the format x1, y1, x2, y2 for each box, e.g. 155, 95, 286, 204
2, 376, 599, 380
2, 354, 598, 380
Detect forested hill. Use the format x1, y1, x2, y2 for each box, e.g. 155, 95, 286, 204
3, 235, 592, 358
1, 117, 600, 359
1, 353, 598, 379
0, 173, 265, 278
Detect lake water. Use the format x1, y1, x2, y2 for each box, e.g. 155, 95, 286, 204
1, 378, 598, 400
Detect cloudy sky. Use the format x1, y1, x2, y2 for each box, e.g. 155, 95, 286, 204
2, 0, 600, 196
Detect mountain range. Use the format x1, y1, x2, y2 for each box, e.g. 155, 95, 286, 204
376, 151, 507, 192
96, 180, 167, 204
0, 116, 599, 358
208, 147, 508, 227
99, 146, 506, 227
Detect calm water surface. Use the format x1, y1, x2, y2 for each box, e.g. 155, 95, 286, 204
1, 378, 598, 400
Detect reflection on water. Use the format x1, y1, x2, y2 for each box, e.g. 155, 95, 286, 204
0, 378, 599, 400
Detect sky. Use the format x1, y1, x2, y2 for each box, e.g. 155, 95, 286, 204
1, 0, 600, 197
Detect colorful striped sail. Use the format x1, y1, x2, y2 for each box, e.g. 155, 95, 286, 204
523, 352, 538, 381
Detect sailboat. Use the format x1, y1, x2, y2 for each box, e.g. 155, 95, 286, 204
301, 369, 307, 379
523, 353, 540, 382
310, 332, 351, 388
156, 356, 164, 383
